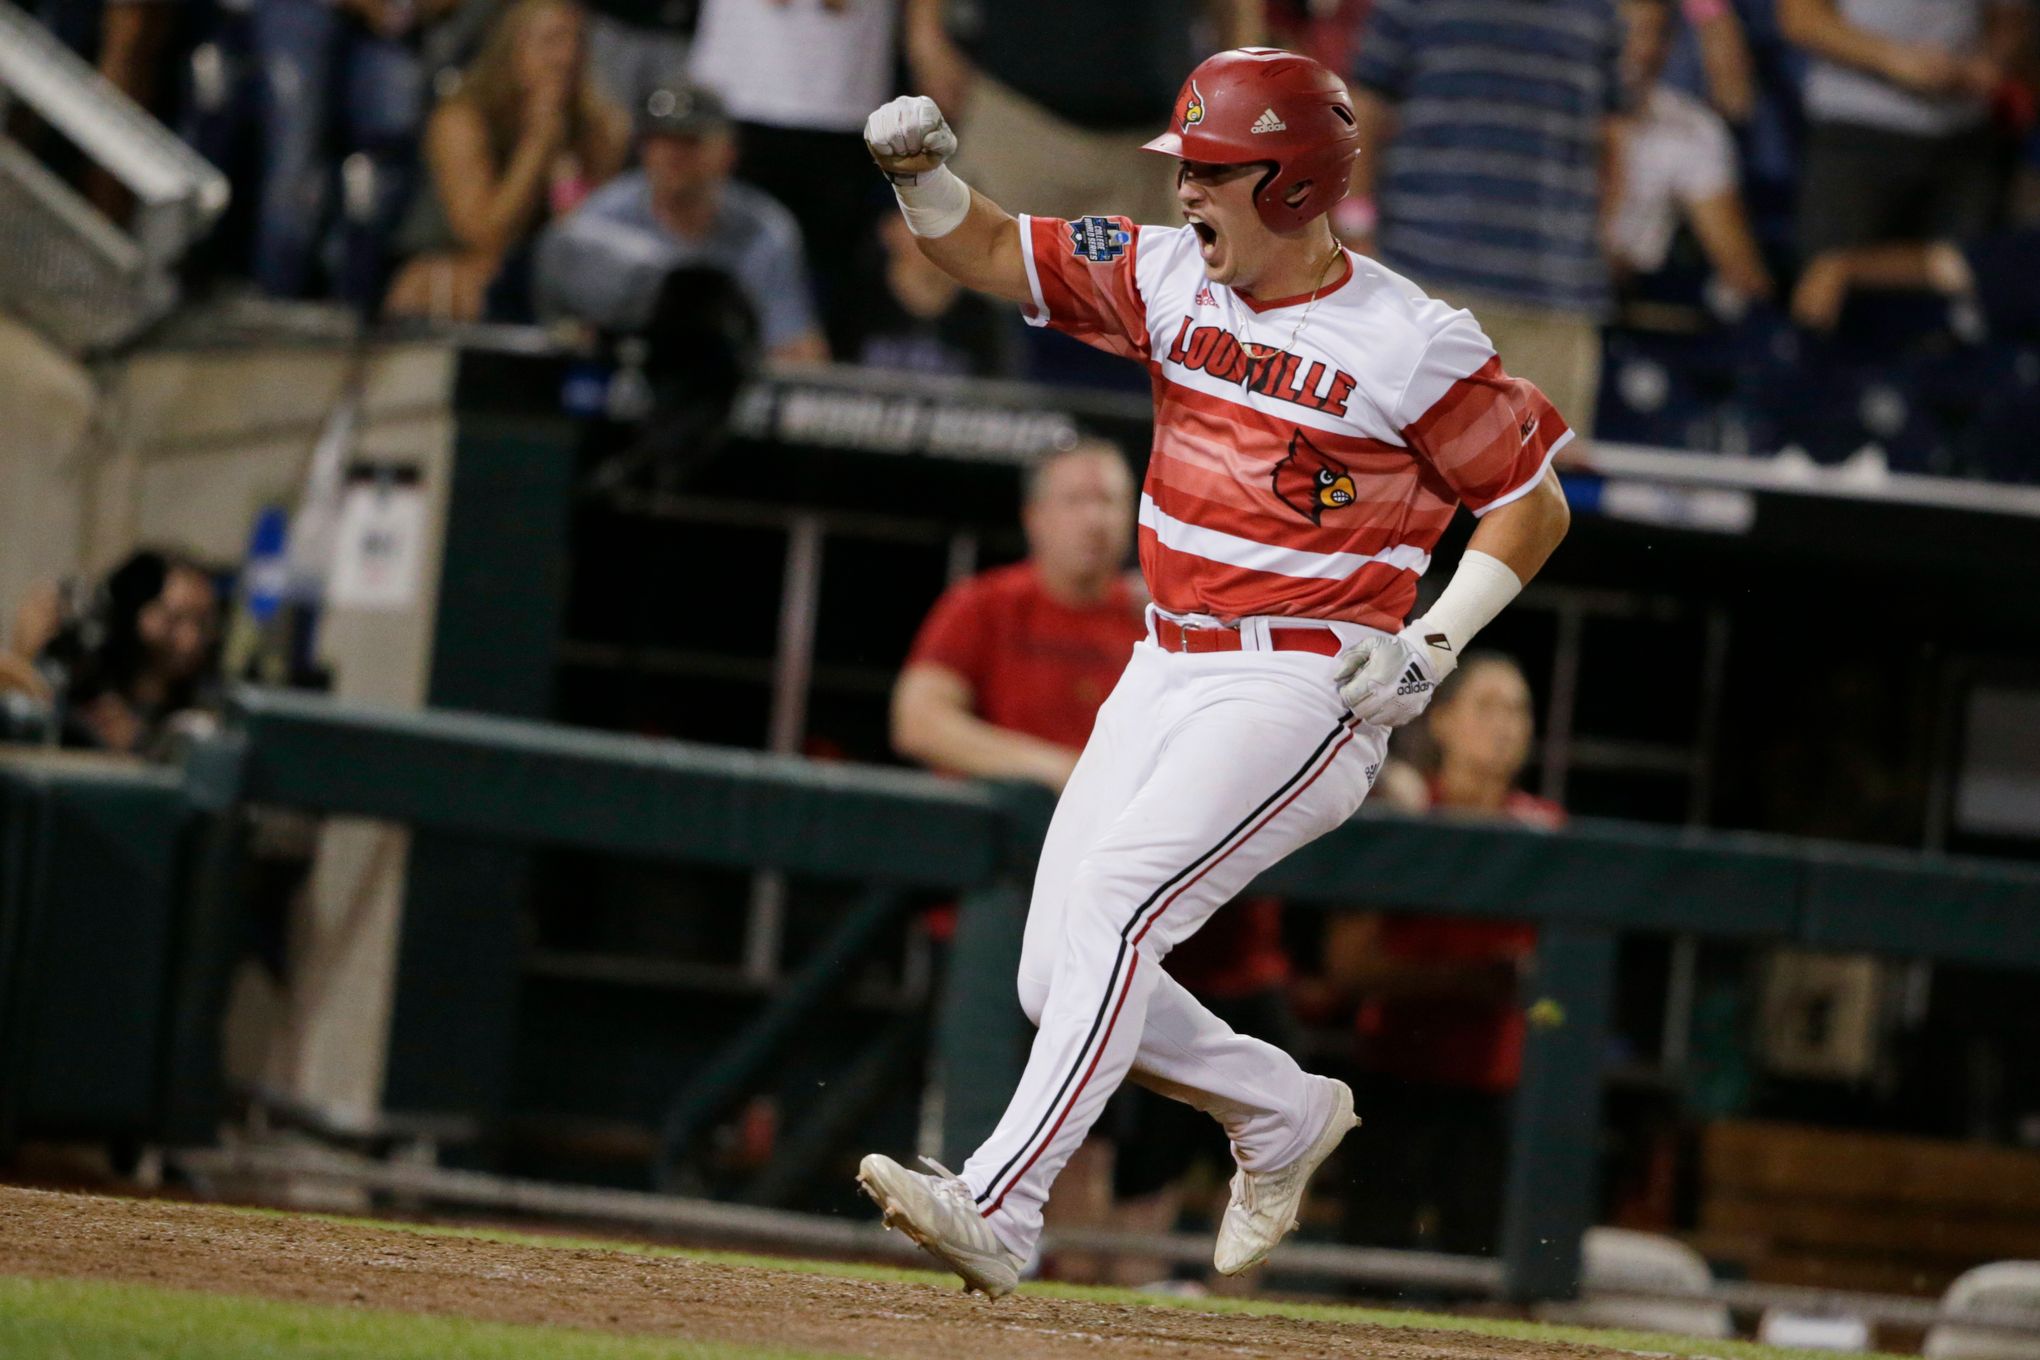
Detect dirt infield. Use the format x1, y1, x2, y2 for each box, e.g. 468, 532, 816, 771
0, 1186, 1636, 1360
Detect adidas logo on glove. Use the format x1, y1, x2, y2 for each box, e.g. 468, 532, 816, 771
1395, 663, 1431, 697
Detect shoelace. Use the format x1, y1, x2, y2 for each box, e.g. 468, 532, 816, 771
1229, 1169, 1259, 1216
918, 1157, 976, 1210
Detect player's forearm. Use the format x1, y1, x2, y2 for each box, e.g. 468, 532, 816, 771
893, 701, 1076, 790
1464, 470, 1570, 589
1410, 471, 1568, 657
911, 189, 1032, 305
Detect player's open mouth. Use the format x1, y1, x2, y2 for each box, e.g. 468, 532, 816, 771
1187, 215, 1220, 262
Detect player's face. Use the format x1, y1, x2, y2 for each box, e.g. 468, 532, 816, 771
1176, 160, 1273, 288
1430, 662, 1535, 781
1024, 448, 1135, 586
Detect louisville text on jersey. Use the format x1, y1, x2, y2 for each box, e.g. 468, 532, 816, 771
1164, 317, 1359, 418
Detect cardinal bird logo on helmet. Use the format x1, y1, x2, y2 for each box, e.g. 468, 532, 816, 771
1182, 81, 1206, 128
1272, 428, 1356, 525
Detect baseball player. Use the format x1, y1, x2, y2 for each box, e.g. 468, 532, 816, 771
857, 48, 1573, 1297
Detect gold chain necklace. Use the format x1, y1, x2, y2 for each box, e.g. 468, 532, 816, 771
1235, 244, 1344, 361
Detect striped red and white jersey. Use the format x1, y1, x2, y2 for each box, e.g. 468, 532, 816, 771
1018, 213, 1572, 632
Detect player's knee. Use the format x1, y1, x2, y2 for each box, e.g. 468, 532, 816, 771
1066, 855, 1144, 933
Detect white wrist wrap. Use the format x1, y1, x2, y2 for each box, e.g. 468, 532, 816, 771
892, 164, 972, 239
1421, 550, 1522, 653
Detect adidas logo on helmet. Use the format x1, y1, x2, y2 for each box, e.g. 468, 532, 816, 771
1250, 107, 1287, 134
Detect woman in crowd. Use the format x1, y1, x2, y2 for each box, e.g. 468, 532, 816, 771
9, 550, 224, 756
1310, 653, 1563, 1257
384, 0, 628, 323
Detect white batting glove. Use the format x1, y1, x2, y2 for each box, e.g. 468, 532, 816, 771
1334, 617, 1459, 728
864, 95, 958, 183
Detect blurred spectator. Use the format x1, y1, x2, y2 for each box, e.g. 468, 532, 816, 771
1317, 653, 1562, 1255
1, 593, 54, 704
688, 0, 896, 355
248, 0, 446, 299
534, 83, 829, 359
1683, 0, 1761, 124
1610, 0, 1775, 306
38, 0, 181, 117
891, 437, 1140, 788
1779, 0, 2027, 253
11, 551, 223, 755
907, 0, 1262, 229
846, 215, 1018, 377
33, 0, 187, 222
581, 0, 692, 112
1793, 226, 2040, 333
1265, 0, 1367, 75
384, 0, 628, 323
1350, 0, 1626, 437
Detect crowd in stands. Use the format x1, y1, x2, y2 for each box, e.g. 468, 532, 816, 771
24, 0, 2040, 478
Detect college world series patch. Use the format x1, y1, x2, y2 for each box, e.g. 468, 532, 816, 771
1069, 216, 1131, 263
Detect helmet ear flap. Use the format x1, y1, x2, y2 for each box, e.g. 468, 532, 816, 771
1250, 161, 1284, 224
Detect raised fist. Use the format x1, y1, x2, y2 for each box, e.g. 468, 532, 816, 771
864, 95, 958, 182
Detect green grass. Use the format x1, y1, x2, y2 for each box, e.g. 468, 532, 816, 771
5, 1197, 1913, 1360
0, 1276, 851, 1360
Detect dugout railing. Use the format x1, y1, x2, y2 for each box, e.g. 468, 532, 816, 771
5, 686, 2040, 1303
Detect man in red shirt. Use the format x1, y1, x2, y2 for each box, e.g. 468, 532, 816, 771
892, 438, 1144, 788
1320, 653, 1561, 1257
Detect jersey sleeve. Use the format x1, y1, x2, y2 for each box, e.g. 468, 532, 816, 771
1394, 315, 1571, 517
1017, 214, 1150, 361
905, 579, 993, 691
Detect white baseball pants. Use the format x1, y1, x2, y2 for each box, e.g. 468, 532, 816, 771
958, 622, 1390, 1255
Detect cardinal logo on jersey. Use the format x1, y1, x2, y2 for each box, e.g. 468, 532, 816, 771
1272, 428, 1357, 525
1069, 216, 1131, 263
1182, 81, 1206, 128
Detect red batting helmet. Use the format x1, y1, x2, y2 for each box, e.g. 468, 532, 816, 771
1142, 48, 1360, 234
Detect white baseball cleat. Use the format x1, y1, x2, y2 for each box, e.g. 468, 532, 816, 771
1213, 1078, 1359, 1276
857, 1153, 1024, 1299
